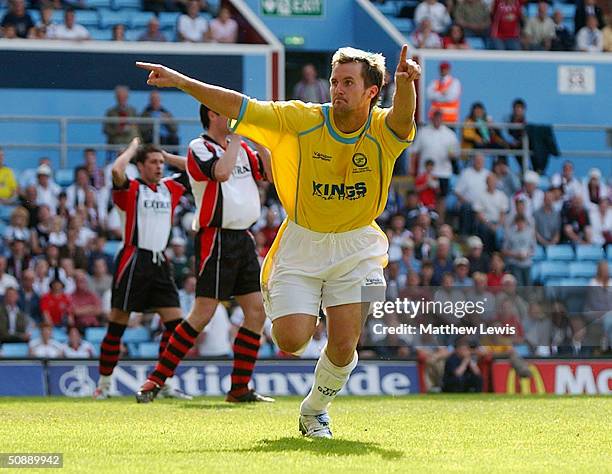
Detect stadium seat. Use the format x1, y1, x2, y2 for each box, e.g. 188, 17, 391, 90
55, 168, 75, 187
388, 17, 413, 34
539, 261, 570, 282
575, 245, 604, 261
28, 9, 41, 24
568, 261, 597, 279
84, 0, 113, 9
374, 1, 397, 16
1, 343, 29, 357
99, 9, 129, 28
0, 204, 16, 222
138, 342, 160, 358
103, 240, 121, 257
466, 37, 486, 49
158, 12, 180, 29
130, 12, 155, 29
125, 28, 145, 41
85, 327, 107, 344
89, 28, 113, 41
0, 221, 6, 238
607, 244, 612, 260
123, 327, 150, 343
75, 10, 100, 28
533, 245, 546, 262
559, 278, 589, 286
546, 244, 574, 261
113, 0, 141, 10
51, 9, 64, 24
52, 328, 68, 343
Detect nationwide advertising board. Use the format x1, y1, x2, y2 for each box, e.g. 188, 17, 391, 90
493, 360, 612, 395
0, 360, 420, 397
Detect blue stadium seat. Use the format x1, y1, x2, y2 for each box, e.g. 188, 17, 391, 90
388, 17, 413, 34
103, 240, 121, 257
466, 37, 486, 49
539, 261, 570, 282
51, 9, 65, 24
123, 327, 150, 343
28, 9, 41, 24
89, 28, 113, 41
85, 327, 107, 344
575, 245, 604, 261
130, 12, 155, 29
113, 0, 141, 10
158, 12, 180, 29
569, 261, 598, 279
0, 221, 6, 237
125, 28, 145, 41
75, 10, 100, 28
0, 204, 16, 222
55, 168, 75, 187
52, 328, 68, 343
99, 9, 130, 28
559, 277, 589, 286
546, 244, 574, 261
84, 0, 113, 9
375, 1, 398, 16
1, 343, 29, 357
533, 245, 546, 262
607, 244, 612, 260
138, 342, 160, 358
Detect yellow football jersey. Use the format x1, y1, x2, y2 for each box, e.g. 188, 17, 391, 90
230, 98, 415, 233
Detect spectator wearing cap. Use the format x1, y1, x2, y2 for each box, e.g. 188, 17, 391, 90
454, 153, 490, 235
522, 1, 556, 51
502, 215, 536, 286
28, 322, 64, 358
414, 0, 452, 34
35, 163, 60, 213
466, 236, 489, 275
0, 286, 28, 343
453, 257, 473, 287
63, 326, 96, 358
473, 173, 509, 251
19, 157, 55, 190
512, 170, 544, 218
534, 190, 561, 248
492, 158, 521, 199
0, 256, 18, 298
583, 168, 608, 208
442, 340, 483, 393
40, 279, 74, 327
453, 0, 490, 40
426, 62, 461, 124
0, 147, 18, 205
588, 198, 612, 246
561, 194, 592, 244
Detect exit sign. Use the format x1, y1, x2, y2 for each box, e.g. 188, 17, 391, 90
261, 0, 323, 17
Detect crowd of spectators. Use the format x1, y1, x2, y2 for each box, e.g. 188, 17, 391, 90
0, 0, 241, 43
373, 0, 612, 52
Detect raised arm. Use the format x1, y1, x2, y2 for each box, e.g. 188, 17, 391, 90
136, 62, 244, 119
386, 45, 421, 140
252, 142, 273, 183
212, 134, 242, 182
112, 137, 140, 188
161, 150, 186, 171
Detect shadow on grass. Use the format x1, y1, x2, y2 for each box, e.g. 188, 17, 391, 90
181, 438, 403, 459
177, 402, 238, 410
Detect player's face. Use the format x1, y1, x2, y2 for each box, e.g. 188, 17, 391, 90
209, 111, 230, 135
139, 152, 164, 184
330, 62, 377, 114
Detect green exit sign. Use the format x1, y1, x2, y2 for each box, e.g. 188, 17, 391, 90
261, 0, 323, 17
284, 35, 305, 46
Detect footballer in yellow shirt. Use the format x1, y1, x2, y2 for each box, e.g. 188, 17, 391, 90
136, 44, 420, 438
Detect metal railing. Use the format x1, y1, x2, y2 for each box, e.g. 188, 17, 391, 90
0, 115, 611, 171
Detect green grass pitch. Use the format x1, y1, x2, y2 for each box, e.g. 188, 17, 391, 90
1, 395, 610, 473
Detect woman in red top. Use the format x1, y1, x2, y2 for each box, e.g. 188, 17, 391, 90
486, 252, 508, 292
40, 279, 74, 327
490, 0, 524, 50
443, 24, 470, 49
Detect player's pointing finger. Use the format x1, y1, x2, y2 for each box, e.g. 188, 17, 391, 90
135, 62, 161, 71
398, 44, 408, 68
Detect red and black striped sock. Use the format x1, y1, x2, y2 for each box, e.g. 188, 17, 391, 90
99, 321, 127, 376
158, 318, 182, 357
148, 320, 199, 386
229, 327, 261, 397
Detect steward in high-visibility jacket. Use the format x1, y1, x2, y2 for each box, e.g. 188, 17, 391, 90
427, 61, 461, 123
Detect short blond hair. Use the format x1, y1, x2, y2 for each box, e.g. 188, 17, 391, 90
331, 47, 386, 107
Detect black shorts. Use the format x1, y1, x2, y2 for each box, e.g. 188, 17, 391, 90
111, 247, 180, 312
438, 178, 450, 197
195, 228, 261, 300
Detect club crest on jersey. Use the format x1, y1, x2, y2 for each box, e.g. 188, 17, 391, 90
312, 181, 367, 200
352, 153, 372, 174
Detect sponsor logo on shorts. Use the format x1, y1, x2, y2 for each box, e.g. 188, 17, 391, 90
317, 385, 340, 397
312, 181, 367, 200
313, 151, 332, 162
364, 276, 385, 286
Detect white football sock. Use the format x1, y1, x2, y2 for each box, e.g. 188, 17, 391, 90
300, 346, 358, 416
97, 375, 111, 389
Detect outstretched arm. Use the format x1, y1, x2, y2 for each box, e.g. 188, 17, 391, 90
136, 62, 244, 119
161, 150, 186, 171
386, 44, 421, 140
112, 137, 140, 188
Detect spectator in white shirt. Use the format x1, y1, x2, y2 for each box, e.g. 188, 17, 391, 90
178, 0, 209, 42
411, 18, 443, 49
53, 9, 90, 41
208, 6, 238, 43
63, 326, 96, 358
473, 174, 509, 251
576, 15, 603, 52
454, 153, 490, 234
589, 197, 612, 246
0, 256, 18, 298
35, 164, 60, 213
414, 0, 452, 34
29, 323, 64, 358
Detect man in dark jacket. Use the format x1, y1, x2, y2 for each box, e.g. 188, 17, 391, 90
0, 287, 29, 343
